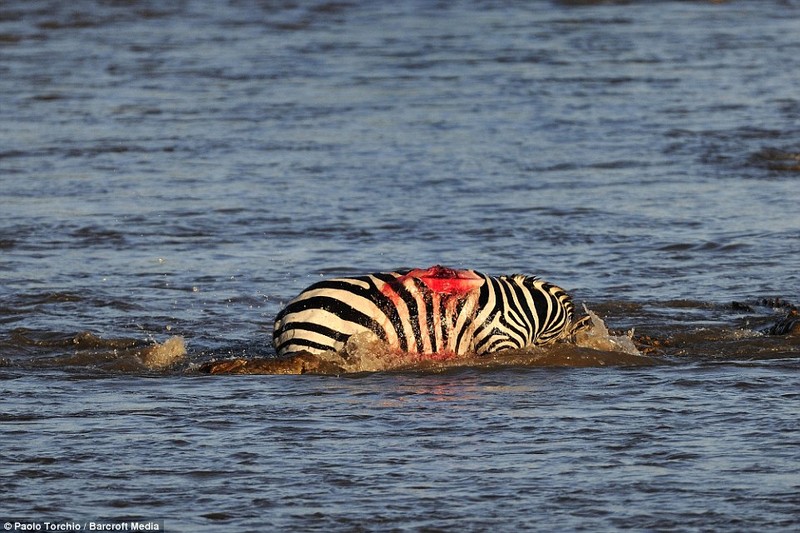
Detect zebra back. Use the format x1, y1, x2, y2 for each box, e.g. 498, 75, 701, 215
273, 268, 580, 357
273, 269, 483, 356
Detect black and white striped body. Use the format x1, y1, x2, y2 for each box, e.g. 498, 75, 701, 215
273, 266, 584, 358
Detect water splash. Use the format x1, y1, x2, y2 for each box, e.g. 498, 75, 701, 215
137, 336, 187, 370
574, 305, 641, 356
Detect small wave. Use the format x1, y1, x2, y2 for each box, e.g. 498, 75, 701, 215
4, 329, 186, 372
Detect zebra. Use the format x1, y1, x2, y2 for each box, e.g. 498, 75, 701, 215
273, 265, 589, 358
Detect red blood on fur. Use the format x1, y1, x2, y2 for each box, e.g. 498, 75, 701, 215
402, 265, 484, 295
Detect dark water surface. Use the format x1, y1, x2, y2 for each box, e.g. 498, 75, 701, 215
2, 0, 799, 530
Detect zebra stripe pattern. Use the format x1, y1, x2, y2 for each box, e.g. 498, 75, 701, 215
273, 266, 584, 357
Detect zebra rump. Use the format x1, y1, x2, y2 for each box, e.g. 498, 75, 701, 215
273, 265, 588, 358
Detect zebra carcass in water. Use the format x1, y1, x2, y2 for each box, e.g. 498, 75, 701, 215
273, 265, 588, 357
201, 265, 591, 374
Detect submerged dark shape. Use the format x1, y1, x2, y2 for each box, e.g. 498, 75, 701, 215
628, 298, 800, 359
760, 311, 800, 336
749, 147, 800, 171
201, 351, 346, 375
730, 298, 800, 336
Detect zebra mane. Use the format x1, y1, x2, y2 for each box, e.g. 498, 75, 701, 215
506, 274, 540, 284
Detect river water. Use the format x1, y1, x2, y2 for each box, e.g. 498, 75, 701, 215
1, 0, 799, 531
